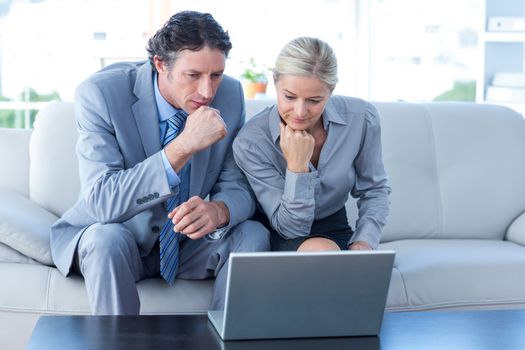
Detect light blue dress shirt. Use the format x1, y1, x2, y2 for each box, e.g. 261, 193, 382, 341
153, 74, 191, 204
153, 74, 227, 240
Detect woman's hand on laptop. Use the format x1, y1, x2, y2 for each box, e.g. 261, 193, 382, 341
349, 241, 372, 250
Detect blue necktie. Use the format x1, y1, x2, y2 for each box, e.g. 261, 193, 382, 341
162, 110, 188, 147
159, 110, 188, 285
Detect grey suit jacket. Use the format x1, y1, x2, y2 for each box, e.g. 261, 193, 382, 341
50, 61, 255, 276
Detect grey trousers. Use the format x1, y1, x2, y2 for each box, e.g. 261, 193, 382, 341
73, 220, 270, 315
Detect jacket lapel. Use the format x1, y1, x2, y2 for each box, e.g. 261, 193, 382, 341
131, 62, 213, 197
132, 63, 161, 158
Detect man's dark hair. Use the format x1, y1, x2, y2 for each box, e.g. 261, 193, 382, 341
147, 10, 232, 71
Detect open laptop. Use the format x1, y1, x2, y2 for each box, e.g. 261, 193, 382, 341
208, 250, 395, 341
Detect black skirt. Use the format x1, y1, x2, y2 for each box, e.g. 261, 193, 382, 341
252, 206, 354, 251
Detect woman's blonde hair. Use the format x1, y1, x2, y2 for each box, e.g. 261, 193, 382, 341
273, 37, 338, 91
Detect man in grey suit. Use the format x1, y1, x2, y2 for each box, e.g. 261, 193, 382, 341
50, 10, 270, 315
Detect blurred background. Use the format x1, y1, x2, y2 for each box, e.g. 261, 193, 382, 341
0, 0, 487, 127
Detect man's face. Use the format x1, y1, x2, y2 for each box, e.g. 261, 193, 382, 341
155, 46, 226, 113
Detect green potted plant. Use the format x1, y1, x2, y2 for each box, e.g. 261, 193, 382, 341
241, 58, 270, 99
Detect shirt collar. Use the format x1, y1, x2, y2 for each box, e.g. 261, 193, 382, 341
269, 97, 348, 143
154, 72, 178, 123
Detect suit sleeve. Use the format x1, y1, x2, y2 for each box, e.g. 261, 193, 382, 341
209, 83, 257, 228
74, 80, 172, 224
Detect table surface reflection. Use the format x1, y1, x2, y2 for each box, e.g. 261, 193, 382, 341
27, 309, 525, 350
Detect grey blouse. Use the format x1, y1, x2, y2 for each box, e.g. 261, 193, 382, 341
232, 95, 391, 248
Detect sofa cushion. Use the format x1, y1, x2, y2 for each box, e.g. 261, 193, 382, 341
0, 263, 213, 315
0, 242, 38, 264
0, 128, 32, 197
506, 211, 525, 247
381, 239, 525, 311
429, 103, 525, 240
30, 102, 80, 217
245, 98, 274, 120
372, 102, 444, 241
0, 189, 58, 265
384, 265, 408, 310
371, 102, 525, 242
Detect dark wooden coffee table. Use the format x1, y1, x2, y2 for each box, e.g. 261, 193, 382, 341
27, 309, 525, 350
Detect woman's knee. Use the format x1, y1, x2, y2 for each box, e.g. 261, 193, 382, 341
297, 237, 341, 252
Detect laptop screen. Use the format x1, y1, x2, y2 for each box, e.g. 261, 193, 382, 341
209, 250, 395, 340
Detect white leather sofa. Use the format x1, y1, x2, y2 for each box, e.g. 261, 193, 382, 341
2, 99, 525, 349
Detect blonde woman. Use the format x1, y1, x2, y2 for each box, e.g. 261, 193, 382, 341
233, 37, 390, 252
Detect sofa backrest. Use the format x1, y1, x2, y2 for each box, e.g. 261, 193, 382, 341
0, 128, 32, 197
373, 101, 525, 242
29, 100, 525, 241
30, 102, 80, 217
245, 99, 274, 121
29, 99, 274, 217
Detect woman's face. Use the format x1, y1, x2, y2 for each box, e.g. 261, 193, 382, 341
275, 74, 331, 132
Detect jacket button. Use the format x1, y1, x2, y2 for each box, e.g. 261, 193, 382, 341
152, 226, 160, 233
136, 198, 143, 205
153, 192, 159, 199
148, 194, 154, 201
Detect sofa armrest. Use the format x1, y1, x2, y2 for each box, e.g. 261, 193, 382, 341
506, 211, 525, 246
0, 128, 32, 196
0, 188, 58, 265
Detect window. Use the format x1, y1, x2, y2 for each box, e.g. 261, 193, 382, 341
367, 0, 481, 102
0, 0, 482, 128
